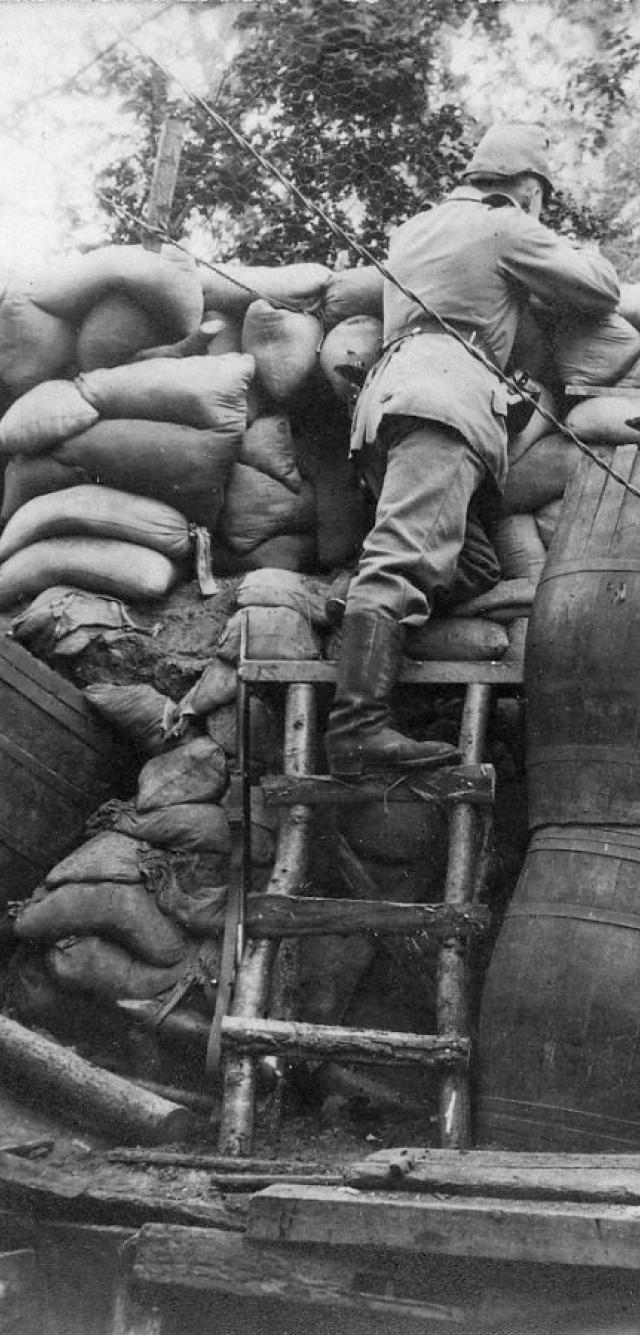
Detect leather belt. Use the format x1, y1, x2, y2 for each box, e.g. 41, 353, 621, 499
382, 320, 499, 372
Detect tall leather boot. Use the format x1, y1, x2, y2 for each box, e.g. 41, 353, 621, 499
326, 611, 461, 777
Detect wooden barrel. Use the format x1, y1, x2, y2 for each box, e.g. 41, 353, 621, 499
0, 635, 129, 905
525, 443, 640, 827
478, 824, 640, 1150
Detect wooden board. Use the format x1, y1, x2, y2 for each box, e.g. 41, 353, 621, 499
261, 764, 495, 808
345, 1148, 640, 1203
248, 1184, 640, 1269
132, 1223, 473, 1324
239, 659, 524, 686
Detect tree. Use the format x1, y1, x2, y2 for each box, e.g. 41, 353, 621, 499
95, 0, 618, 266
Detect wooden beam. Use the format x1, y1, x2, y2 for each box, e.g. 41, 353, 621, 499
247, 1183, 640, 1269
0, 1249, 43, 1329
345, 1148, 640, 1204
132, 1224, 469, 1324
117, 1008, 469, 1067
239, 659, 524, 686
143, 117, 186, 249
260, 763, 495, 809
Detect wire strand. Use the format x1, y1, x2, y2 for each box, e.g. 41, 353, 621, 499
118, 27, 640, 505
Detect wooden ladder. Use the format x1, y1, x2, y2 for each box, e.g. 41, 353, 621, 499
214, 615, 524, 1155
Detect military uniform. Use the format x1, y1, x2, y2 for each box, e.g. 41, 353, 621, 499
326, 123, 621, 779
346, 185, 619, 626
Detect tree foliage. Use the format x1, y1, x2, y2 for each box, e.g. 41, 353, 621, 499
95, 0, 626, 266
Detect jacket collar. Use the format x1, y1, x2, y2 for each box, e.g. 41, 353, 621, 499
446, 184, 519, 208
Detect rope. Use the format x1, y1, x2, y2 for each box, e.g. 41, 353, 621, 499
115, 28, 640, 505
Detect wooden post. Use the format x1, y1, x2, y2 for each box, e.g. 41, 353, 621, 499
437, 682, 492, 1148
142, 117, 186, 250
218, 684, 317, 1155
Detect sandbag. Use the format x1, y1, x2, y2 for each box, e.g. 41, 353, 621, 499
136, 737, 228, 813
337, 801, 448, 867
492, 514, 547, 581
219, 463, 315, 554
618, 283, 640, 331
554, 310, 640, 387
321, 266, 384, 328
206, 695, 282, 773
203, 309, 243, 356
199, 261, 330, 315
239, 414, 301, 492
455, 578, 537, 621
319, 316, 383, 403
236, 569, 331, 626
85, 683, 174, 757
139, 846, 231, 924
0, 486, 191, 564
509, 304, 554, 382
218, 605, 322, 663
15, 881, 188, 966
0, 454, 88, 524
0, 380, 100, 457
100, 798, 232, 854
45, 832, 147, 888
77, 292, 163, 372
502, 432, 582, 513
0, 538, 179, 610
10, 585, 147, 659
0, 278, 76, 398
55, 419, 237, 529
404, 617, 509, 662
507, 384, 559, 466
29, 243, 204, 336
46, 935, 190, 1001
77, 353, 254, 434
174, 658, 238, 721
211, 533, 317, 574
535, 497, 563, 549
564, 397, 640, 445
241, 301, 322, 402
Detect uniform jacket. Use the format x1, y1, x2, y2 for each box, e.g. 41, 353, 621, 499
351, 185, 619, 489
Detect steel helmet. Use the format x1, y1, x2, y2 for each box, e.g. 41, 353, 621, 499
462, 123, 554, 198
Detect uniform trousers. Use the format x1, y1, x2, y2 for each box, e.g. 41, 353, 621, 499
347, 414, 487, 627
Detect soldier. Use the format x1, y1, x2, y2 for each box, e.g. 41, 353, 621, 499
326, 122, 620, 777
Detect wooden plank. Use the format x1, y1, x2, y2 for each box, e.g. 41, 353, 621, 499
345, 1148, 640, 1203
143, 117, 186, 247
261, 763, 495, 808
132, 1224, 469, 1324
248, 1184, 640, 1269
0, 1153, 245, 1230
239, 659, 524, 686
117, 1009, 469, 1066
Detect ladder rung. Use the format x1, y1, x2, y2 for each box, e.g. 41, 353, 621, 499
245, 894, 489, 940
261, 764, 495, 809
118, 1003, 469, 1067
238, 659, 524, 686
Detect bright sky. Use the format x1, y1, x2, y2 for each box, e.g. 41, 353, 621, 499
0, 1, 243, 271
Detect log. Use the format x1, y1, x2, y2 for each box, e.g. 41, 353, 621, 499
260, 764, 495, 808
117, 1004, 469, 1067
0, 1015, 203, 1145
106, 1150, 335, 1174
245, 894, 489, 939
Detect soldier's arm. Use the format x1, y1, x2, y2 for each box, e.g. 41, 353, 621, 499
497, 212, 620, 315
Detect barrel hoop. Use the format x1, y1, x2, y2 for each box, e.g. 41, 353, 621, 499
529, 833, 640, 862
506, 903, 640, 932
540, 557, 640, 585
0, 727, 105, 806
0, 650, 112, 756
528, 744, 640, 767
478, 1096, 640, 1149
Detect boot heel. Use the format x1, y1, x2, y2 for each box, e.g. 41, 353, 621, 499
326, 737, 365, 778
